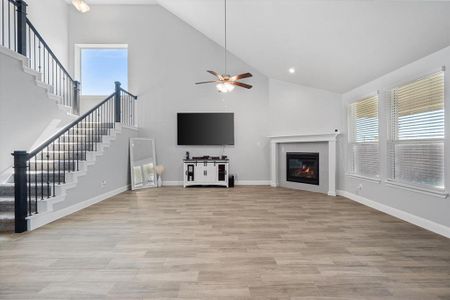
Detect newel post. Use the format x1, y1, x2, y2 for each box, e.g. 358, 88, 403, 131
13, 151, 28, 233
114, 81, 121, 123
16, 0, 28, 56
73, 81, 80, 115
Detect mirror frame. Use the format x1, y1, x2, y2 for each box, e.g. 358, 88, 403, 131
130, 138, 157, 190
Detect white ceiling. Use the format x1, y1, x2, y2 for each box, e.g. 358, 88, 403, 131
84, 0, 450, 93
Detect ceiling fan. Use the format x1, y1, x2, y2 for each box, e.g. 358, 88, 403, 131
196, 0, 253, 93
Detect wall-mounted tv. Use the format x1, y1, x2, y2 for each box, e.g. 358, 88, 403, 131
177, 113, 234, 145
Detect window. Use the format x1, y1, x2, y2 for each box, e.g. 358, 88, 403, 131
388, 71, 445, 190
80, 47, 128, 95
348, 95, 379, 178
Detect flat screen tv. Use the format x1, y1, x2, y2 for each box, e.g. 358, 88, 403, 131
177, 113, 234, 145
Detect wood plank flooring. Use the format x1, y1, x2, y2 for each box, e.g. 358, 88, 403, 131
0, 186, 449, 299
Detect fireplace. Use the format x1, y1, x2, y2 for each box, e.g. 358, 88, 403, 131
286, 152, 319, 185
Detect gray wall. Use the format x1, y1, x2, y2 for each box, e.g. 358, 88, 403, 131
278, 142, 329, 194
0, 52, 73, 174
269, 79, 342, 136
68, 5, 270, 183
54, 127, 138, 210
338, 46, 450, 228
26, 0, 70, 66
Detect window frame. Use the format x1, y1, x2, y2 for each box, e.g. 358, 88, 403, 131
347, 93, 380, 180
74, 44, 128, 96
386, 70, 446, 193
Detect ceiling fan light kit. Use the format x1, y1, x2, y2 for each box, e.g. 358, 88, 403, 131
72, 0, 90, 13
195, 0, 253, 93
216, 82, 235, 93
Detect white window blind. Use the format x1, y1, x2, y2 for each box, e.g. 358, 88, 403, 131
388, 71, 445, 190
348, 95, 379, 177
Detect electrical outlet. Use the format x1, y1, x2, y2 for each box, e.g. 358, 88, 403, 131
356, 184, 363, 194
101, 180, 107, 188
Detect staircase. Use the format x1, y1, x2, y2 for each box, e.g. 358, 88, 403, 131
0, 83, 137, 233
0, 0, 138, 233
0, 122, 116, 232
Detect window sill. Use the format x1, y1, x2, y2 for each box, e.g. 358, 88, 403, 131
384, 179, 448, 199
346, 173, 381, 183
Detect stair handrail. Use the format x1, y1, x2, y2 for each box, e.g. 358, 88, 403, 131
1, 0, 80, 113
26, 20, 74, 83
119, 88, 138, 99
12, 83, 138, 233
27, 93, 114, 159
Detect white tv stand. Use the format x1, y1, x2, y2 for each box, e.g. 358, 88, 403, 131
183, 159, 229, 187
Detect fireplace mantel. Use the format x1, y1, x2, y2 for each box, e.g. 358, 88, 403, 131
269, 132, 340, 196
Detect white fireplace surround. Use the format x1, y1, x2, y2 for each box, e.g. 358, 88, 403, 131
269, 133, 340, 196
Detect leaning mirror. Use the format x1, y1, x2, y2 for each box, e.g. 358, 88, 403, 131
130, 138, 157, 190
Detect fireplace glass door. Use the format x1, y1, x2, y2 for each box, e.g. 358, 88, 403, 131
286, 152, 319, 185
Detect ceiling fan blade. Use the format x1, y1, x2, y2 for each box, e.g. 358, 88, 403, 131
229, 72, 253, 81
195, 80, 219, 85
230, 81, 253, 89
207, 70, 224, 80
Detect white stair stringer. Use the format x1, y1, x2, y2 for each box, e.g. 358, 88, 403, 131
26, 124, 123, 231
0, 46, 76, 118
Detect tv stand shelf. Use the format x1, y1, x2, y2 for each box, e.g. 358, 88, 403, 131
183, 159, 229, 188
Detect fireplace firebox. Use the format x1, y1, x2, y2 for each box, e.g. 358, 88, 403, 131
286, 152, 319, 185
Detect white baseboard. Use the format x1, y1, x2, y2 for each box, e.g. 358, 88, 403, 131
162, 180, 271, 187
337, 189, 450, 239
27, 185, 129, 231
163, 181, 183, 186
235, 180, 270, 186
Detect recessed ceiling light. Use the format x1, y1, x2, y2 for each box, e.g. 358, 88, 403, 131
288, 67, 295, 74
72, 0, 90, 13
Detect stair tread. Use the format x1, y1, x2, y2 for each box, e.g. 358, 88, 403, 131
31, 160, 79, 163
0, 198, 14, 202
1, 183, 61, 187
0, 213, 14, 220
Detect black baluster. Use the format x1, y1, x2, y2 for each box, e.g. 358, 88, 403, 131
40, 151, 43, 200
7, 0, 10, 49
101, 106, 103, 140
43, 48, 45, 83
63, 135, 65, 183
82, 120, 85, 162
46, 146, 50, 198
94, 111, 97, 151
38, 40, 41, 74
52, 142, 55, 196
76, 123, 79, 171
2, 0, 4, 46
58, 138, 61, 184
34, 156, 37, 204
13, 0, 15, 51
27, 26, 30, 61
28, 160, 31, 215
33, 33, 36, 70
47, 50, 49, 86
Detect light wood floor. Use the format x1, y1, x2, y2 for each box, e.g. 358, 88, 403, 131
0, 186, 449, 299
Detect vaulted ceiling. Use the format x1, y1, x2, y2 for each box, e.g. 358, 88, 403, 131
85, 0, 450, 93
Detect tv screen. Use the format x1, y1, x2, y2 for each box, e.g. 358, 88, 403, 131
177, 113, 234, 145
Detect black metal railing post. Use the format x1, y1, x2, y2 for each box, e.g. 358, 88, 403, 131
13, 150, 28, 233
114, 81, 121, 123
73, 81, 80, 115
16, 0, 28, 56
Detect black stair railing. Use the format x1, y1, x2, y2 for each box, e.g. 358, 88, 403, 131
1, 0, 80, 114
115, 81, 138, 127
12, 83, 138, 233
1, 0, 18, 52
